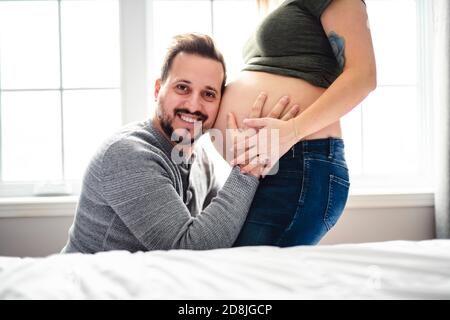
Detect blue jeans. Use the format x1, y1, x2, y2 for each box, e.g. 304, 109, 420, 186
233, 138, 350, 247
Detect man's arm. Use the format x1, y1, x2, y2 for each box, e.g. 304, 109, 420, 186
202, 158, 221, 209
100, 143, 259, 251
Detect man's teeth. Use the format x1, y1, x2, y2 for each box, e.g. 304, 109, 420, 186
180, 114, 200, 123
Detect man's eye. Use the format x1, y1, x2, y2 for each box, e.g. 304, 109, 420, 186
203, 91, 216, 101
175, 84, 189, 93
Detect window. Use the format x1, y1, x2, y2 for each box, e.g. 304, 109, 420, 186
0, 0, 434, 197
148, 0, 434, 193
343, 0, 434, 193
0, 0, 121, 197
150, 0, 260, 183
150, 0, 260, 82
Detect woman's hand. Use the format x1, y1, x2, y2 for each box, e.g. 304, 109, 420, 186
234, 117, 299, 177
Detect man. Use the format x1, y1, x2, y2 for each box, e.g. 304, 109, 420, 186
62, 34, 293, 253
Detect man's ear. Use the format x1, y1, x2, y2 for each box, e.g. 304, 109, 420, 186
154, 79, 161, 100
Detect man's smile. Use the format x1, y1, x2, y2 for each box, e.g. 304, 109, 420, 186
175, 110, 207, 125
178, 113, 200, 124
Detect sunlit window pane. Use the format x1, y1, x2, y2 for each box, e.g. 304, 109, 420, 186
367, 0, 417, 86
152, 0, 212, 80
0, 1, 60, 89
212, 0, 259, 81
342, 105, 363, 175
1, 91, 62, 181
63, 89, 121, 180
362, 86, 420, 175
0, 0, 431, 195
61, 0, 120, 88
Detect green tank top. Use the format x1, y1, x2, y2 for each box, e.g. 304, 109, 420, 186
242, 0, 365, 88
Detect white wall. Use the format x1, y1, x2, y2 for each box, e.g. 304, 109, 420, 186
320, 206, 435, 244
0, 201, 435, 257
0, 216, 73, 257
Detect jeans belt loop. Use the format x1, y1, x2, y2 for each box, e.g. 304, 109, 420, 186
328, 138, 334, 159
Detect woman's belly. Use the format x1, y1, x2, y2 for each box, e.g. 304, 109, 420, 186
212, 71, 342, 156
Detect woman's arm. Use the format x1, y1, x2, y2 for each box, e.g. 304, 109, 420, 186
239, 0, 376, 174
290, 0, 376, 140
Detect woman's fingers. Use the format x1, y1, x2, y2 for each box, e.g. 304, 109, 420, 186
247, 92, 267, 123
281, 104, 301, 121
226, 112, 238, 130
242, 118, 268, 129
267, 95, 290, 119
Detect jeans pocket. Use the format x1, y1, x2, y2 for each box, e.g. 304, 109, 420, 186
324, 174, 350, 230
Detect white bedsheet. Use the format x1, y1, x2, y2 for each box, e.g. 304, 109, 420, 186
0, 240, 449, 299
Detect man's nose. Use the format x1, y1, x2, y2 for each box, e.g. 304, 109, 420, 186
183, 93, 203, 113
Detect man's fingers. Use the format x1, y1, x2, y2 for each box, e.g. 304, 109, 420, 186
231, 147, 259, 166
227, 112, 238, 130
281, 104, 300, 121
243, 163, 264, 179
267, 95, 290, 119
240, 157, 261, 174
236, 134, 258, 152
248, 92, 267, 122
261, 165, 272, 178
227, 126, 258, 163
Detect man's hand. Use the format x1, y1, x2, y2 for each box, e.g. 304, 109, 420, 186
226, 92, 300, 178
227, 112, 262, 178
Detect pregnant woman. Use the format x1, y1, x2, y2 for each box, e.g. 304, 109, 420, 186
213, 0, 376, 246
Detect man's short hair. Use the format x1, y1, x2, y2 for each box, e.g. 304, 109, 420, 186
160, 33, 227, 94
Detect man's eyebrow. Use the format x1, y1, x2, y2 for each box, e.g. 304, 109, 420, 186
205, 86, 218, 93
174, 79, 191, 84
175, 79, 218, 93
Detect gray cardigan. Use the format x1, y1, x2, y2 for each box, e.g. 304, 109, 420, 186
62, 120, 259, 253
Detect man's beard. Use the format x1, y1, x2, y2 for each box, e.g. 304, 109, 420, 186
156, 102, 208, 145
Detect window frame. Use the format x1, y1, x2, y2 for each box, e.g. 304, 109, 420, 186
347, 0, 434, 193
0, 0, 124, 197
0, 0, 435, 199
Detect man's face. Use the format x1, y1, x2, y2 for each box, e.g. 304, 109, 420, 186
154, 52, 224, 144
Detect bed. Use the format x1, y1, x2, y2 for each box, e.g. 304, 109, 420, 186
0, 240, 449, 299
